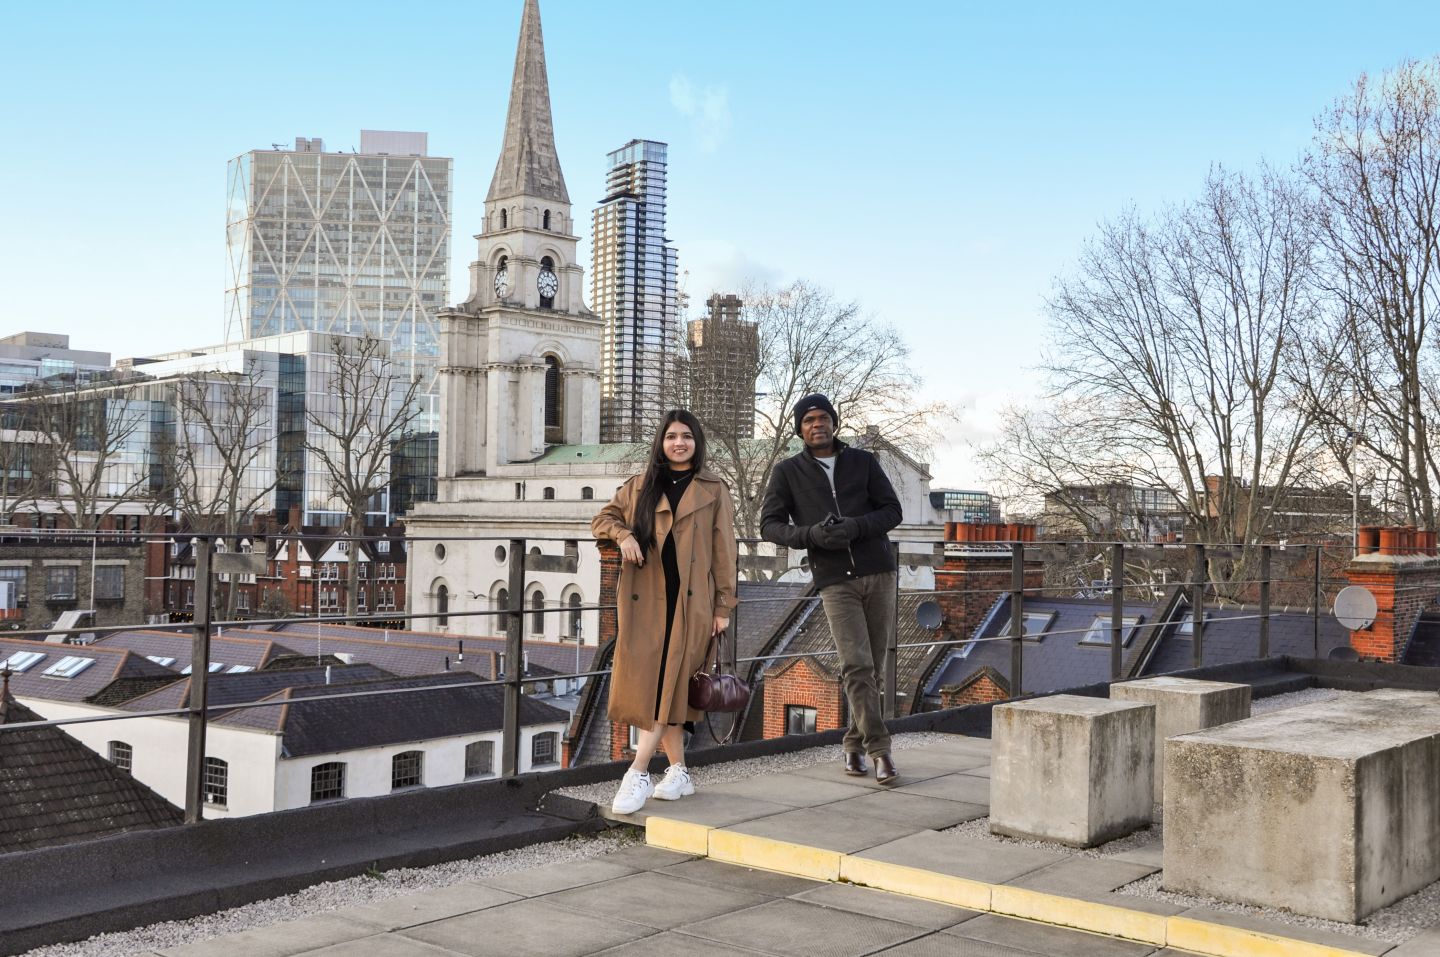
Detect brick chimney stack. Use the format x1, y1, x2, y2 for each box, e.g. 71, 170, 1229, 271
1344, 525, 1440, 662
596, 541, 621, 647
933, 522, 1044, 647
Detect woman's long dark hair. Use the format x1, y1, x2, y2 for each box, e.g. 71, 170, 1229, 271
631, 409, 707, 552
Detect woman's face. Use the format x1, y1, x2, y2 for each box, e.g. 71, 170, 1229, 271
662, 423, 696, 468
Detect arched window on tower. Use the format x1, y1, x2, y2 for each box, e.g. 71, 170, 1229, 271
543, 209, 551, 230
435, 583, 449, 627
544, 354, 563, 444
499, 208, 508, 229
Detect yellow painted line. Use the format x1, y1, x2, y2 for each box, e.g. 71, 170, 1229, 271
839, 855, 991, 911
1167, 915, 1379, 957
644, 816, 711, 856
708, 829, 842, 881
990, 885, 1168, 946
639, 819, 1387, 957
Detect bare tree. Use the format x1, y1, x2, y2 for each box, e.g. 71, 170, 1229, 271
305, 336, 421, 618
1303, 57, 1440, 527
695, 281, 952, 546
6, 374, 155, 530
981, 167, 1327, 591
158, 371, 278, 618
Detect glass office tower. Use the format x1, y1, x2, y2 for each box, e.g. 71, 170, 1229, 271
591, 139, 679, 443
224, 131, 451, 432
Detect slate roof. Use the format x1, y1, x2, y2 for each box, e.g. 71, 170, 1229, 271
250, 622, 596, 680
212, 672, 570, 758
118, 664, 393, 714
1403, 612, 1440, 667
925, 594, 1352, 701
91, 629, 284, 674
0, 696, 183, 853
0, 638, 176, 704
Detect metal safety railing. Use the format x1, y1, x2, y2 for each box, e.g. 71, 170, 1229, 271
0, 528, 1389, 824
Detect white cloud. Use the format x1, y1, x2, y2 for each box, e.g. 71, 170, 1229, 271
670, 74, 732, 153
678, 240, 784, 309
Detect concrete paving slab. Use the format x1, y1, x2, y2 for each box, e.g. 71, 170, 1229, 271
705, 772, 874, 807
960, 765, 992, 778
944, 912, 1157, 957
854, 832, 1068, 885
718, 805, 921, 855
588, 931, 774, 956
399, 899, 654, 957
787, 758, 980, 790
1169, 906, 1396, 956
790, 882, 983, 930
157, 914, 388, 956
914, 734, 993, 756
607, 791, 792, 828
816, 790, 988, 830
863, 934, 1040, 956
323, 883, 521, 932
475, 857, 639, 897
1390, 926, 1440, 955
659, 857, 823, 897
598, 843, 697, 870
1007, 858, 1160, 896
681, 898, 927, 957
1105, 838, 1164, 869
294, 935, 465, 957
543, 870, 772, 930
893, 772, 992, 806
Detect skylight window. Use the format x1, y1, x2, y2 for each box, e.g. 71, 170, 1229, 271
1176, 612, 1211, 636
146, 655, 177, 667
181, 662, 225, 675
3, 650, 45, 673
999, 611, 1057, 640
226, 665, 254, 673
42, 656, 96, 678
1079, 616, 1143, 647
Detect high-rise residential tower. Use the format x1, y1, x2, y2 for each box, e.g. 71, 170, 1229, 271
224, 131, 452, 430
591, 139, 679, 443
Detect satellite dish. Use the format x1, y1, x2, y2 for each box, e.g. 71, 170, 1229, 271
1328, 645, 1360, 662
915, 600, 943, 630
1333, 585, 1378, 631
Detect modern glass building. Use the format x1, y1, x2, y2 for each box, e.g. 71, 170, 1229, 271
591, 139, 679, 443
930, 489, 999, 523
224, 132, 452, 432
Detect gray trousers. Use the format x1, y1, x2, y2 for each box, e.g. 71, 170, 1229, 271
819, 570, 895, 756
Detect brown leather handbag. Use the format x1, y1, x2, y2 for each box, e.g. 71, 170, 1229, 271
689, 632, 750, 713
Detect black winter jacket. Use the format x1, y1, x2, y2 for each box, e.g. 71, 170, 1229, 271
759, 439, 904, 589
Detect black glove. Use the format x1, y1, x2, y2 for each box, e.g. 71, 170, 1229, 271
840, 517, 862, 543
814, 523, 850, 550
802, 523, 829, 549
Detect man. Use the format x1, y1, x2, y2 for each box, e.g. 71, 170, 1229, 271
761, 394, 904, 783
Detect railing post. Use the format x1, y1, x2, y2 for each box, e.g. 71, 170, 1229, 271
1110, 542, 1124, 680
1010, 542, 1024, 699
1259, 545, 1271, 658
884, 543, 899, 719
1191, 543, 1206, 670
502, 538, 526, 777
1313, 545, 1322, 658
184, 537, 214, 824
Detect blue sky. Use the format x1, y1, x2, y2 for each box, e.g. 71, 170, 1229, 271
3, 1, 1439, 488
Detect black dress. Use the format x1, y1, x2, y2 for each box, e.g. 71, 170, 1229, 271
653, 468, 694, 722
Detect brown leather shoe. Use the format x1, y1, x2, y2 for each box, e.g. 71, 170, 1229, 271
843, 752, 868, 776
874, 753, 899, 785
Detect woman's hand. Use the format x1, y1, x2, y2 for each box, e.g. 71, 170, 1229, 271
619, 535, 645, 566
712, 615, 730, 636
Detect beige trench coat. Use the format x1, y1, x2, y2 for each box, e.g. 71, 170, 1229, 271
591, 469, 739, 728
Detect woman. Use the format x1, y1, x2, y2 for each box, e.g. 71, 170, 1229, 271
591, 409, 739, 815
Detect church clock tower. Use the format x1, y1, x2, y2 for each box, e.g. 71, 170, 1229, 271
438, 0, 602, 479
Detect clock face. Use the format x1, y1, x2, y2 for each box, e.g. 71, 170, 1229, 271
493, 268, 509, 299
538, 269, 559, 299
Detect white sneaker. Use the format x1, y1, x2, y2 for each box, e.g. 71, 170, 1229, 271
610, 769, 653, 815
652, 764, 695, 801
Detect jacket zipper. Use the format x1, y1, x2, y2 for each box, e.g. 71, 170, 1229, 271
817, 449, 858, 577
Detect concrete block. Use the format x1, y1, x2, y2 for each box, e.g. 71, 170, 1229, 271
1111, 676, 1251, 803
990, 695, 1155, 848
1164, 689, 1440, 923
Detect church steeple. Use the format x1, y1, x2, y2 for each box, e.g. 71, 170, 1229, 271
487, 0, 569, 205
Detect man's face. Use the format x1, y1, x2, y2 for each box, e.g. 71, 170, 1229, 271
801, 408, 835, 451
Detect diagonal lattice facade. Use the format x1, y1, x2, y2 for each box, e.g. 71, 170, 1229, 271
224, 137, 451, 430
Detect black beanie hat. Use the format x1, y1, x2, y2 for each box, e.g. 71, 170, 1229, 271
793, 393, 839, 436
